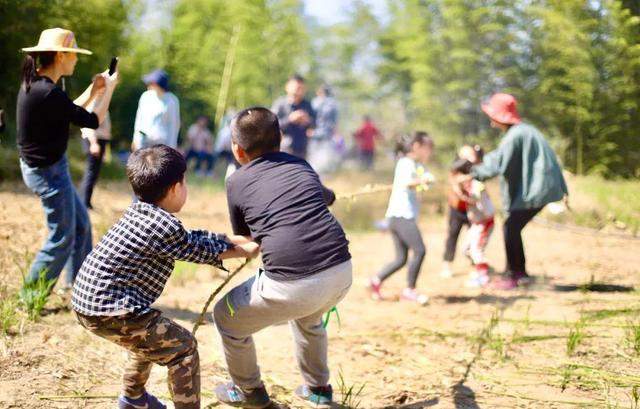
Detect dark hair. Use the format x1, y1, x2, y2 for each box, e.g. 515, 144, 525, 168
319, 83, 332, 96
288, 73, 305, 83
126, 145, 186, 204
394, 130, 434, 155
21, 52, 56, 92
473, 144, 484, 162
231, 106, 281, 156
451, 158, 473, 175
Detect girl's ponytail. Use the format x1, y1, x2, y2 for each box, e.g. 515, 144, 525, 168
21, 52, 56, 92
21, 54, 37, 92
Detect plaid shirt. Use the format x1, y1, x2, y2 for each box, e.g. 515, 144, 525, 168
72, 202, 232, 316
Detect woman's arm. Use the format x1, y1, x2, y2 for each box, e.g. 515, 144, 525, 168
74, 74, 107, 108
91, 71, 118, 124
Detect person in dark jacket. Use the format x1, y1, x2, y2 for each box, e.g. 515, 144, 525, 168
271, 74, 316, 159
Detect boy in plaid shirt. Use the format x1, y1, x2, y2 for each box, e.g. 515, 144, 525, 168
72, 145, 258, 409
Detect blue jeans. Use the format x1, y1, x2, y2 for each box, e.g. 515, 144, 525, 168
185, 149, 214, 172
20, 156, 92, 287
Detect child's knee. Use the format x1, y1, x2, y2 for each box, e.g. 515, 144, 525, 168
213, 297, 231, 330
413, 244, 426, 259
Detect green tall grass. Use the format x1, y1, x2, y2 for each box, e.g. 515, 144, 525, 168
19, 273, 55, 321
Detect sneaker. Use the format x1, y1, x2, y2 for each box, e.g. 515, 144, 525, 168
374, 218, 390, 231
214, 382, 271, 409
401, 288, 429, 305
513, 271, 532, 285
368, 277, 384, 301
118, 392, 166, 409
465, 272, 489, 288
295, 384, 333, 409
439, 262, 453, 278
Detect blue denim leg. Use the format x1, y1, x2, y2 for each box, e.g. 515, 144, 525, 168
67, 187, 92, 285
20, 157, 78, 285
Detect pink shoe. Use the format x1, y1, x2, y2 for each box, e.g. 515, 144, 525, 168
490, 276, 518, 290
368, 277, 384, 300
401, 288, 429, 305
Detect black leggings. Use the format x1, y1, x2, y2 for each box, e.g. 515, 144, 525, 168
79, 138, 109, 208
443, 206, 470, 262
503, 207, 542, 275
378, 217, 426, 288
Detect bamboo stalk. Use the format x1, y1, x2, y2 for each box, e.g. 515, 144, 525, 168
214, 25, 242, 130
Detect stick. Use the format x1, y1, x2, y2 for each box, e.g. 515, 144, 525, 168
214, 25, 242, 130
191, 258, 250, 335
39, 394, 122, 400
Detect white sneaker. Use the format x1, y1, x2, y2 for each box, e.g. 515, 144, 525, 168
439, 268, 453, 278
401, 288, 429, 305
465, 273, 489, 288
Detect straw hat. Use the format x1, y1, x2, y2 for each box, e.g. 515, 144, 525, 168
22, 28, 92, 55
481, 93, 522, 125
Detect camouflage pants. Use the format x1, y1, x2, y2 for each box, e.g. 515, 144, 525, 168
75, 309, 200, 409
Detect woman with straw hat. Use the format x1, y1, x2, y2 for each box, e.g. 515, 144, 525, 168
471, 93, 568, 290
17, 28, 119, 292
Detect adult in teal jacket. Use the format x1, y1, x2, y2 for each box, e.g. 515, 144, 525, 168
472, 93, 568, 290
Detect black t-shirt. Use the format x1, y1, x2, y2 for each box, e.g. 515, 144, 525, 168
17, 76, 99, 168
226, 151, 350, 281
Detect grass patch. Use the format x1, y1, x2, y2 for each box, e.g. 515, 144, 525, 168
583, 307, 640, 321
0, 284, 20, 335
626, 320, 640, 356
19, 273, 55, 321
549, 174, 640, 234
171, 261, 199, 286
336, 368, 366, 408
566, 317, 587, 356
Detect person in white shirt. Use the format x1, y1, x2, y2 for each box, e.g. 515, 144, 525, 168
132, 69, 180, 150
368, 131, 435, 305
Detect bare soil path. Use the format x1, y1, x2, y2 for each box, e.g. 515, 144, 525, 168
1, 179, 639, 408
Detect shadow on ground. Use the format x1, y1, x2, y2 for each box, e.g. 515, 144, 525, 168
435, 294, 534, 306
552, 283, 635, 292
452, 383, 480, 409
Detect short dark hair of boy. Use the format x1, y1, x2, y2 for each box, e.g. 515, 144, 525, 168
451, 158, 473, 175
289, 73, 305, 83
127, 145, 186, 204
231, 107, 281, 156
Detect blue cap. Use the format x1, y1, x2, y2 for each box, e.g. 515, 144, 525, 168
142, 69, 169, 91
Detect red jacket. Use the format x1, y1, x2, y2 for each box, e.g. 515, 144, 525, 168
354, 122, 380, 151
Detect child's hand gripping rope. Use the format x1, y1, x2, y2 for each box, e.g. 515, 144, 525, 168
416, 165, 436, 192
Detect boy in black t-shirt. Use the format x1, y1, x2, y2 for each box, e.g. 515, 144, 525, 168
213, 107, 352, 409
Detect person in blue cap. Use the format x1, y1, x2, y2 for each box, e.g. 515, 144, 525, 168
132, 69, 181, 150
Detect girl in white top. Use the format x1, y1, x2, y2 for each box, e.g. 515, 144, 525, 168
369, 132, 435, 305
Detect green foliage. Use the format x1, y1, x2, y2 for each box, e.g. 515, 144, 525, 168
19, 273, 55, 321
380, 0, 640, 177
164, 0, 310, 130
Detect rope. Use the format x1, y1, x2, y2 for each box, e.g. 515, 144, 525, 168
191, 258, 251, 335
531, 217, 640, 241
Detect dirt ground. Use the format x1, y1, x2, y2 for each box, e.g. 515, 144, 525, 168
1, 175, 639, 409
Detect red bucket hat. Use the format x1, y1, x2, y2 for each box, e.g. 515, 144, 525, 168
481, 93, 522, 125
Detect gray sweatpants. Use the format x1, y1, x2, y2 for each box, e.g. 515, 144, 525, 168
213, 260, 352, 390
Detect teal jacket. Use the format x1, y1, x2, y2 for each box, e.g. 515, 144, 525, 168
472, 123, 568, 212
